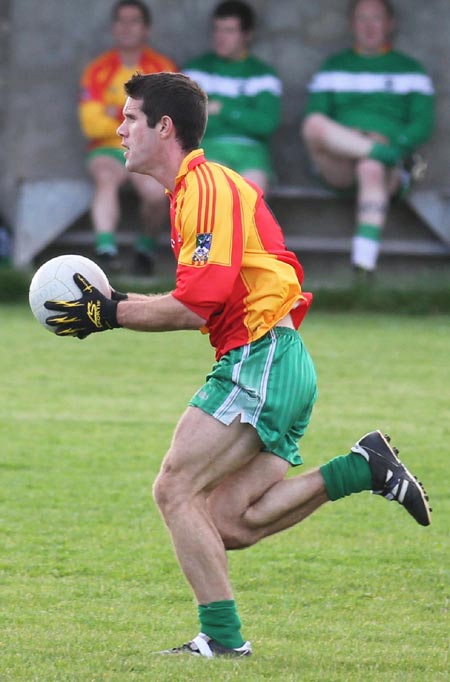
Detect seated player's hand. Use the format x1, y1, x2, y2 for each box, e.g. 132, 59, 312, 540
207, 100, 222, 115
365, 131, 389, 145
44, 273, 121, 339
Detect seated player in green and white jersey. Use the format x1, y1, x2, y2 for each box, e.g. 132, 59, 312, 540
301, 0, 435, 276
183, 0, 282, 194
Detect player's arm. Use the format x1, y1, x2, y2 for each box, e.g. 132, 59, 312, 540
45, 274, 205, 339
389, 92, 435, 157
79, 64, 122, 139
117, 293, 205, 331
79, 100, 122, 140
110, 281, 207, 329
303, 62, 335, 118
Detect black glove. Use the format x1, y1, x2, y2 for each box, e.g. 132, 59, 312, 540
44, 273, 121, 339
111, 288, 129, 302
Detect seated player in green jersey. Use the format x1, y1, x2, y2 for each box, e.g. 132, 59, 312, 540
183, 1, 282, 194
301, 0, 435, 275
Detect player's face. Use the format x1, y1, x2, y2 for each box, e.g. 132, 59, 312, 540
117, 97, 159, 174
112, 6, 149, 50
351, 0, 394, 54
212, 17, 250, 61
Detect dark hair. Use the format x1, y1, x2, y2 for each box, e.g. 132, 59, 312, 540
124, 72, 208, 152
112, 0, 152, 26
213, 1, 255, 32
348, 0, 395, 18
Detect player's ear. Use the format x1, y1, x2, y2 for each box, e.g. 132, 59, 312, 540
159, 115, 173, 137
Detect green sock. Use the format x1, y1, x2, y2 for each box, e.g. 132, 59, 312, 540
135, 234, 156, 254
198, 599, 244, 649
355, 223, 382, 242
320, 452, 372, 501
95, 232, 117, 254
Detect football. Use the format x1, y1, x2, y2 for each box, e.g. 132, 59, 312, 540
29, 254, 111, 332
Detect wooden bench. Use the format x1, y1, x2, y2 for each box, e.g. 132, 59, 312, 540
12, 178, 450, 267
268, 183, 450, 257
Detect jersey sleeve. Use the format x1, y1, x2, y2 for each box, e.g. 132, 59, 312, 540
303, 58, 335, 117
391, 90, 435, 156
172, 168, 246, 321
78, 61, 122, 140
78, 101, 121, 140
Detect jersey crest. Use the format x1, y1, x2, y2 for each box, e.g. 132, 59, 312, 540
192, 233, 212, 265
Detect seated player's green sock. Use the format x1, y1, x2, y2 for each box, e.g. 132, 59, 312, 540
95, 232, 117, 255
135, 234, 156, 254
320, 452, 372, 501
198, 599, 244, 649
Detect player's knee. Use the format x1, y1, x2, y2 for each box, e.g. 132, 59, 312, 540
152, 469, 185, 517
301, 113, 329, 144
356, 158, 386, 186
89, 159, 125, 188
152, 473, 166, 511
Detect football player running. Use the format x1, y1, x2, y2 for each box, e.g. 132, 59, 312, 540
45, 72, 431, 658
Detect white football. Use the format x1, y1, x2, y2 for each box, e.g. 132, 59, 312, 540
29, 254, 111, 332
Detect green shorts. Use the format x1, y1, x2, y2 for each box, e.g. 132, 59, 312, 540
202, 137, 272, 176
87, 147, 126, 165
189, 328, 318, 466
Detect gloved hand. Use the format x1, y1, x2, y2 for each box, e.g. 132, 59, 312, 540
45, 273, 122, 339
110, 288, 129, 302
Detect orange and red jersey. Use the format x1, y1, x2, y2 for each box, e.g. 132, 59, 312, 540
169, 150, 312, 359
79, 48, 177, 150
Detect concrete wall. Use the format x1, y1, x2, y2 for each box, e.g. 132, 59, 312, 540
2, 0, 450, 223
0, 0, 11, 221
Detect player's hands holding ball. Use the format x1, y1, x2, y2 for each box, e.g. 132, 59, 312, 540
45, 273, 124, 339
29, 254, 128, 339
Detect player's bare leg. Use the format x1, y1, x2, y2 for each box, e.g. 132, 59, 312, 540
301, 113, 373, 184
301, 114, 404, 273
352, 157, 389, 271
129, 173, 168, 275
207, 432, 431, 553
153, 406, 328, 657
153, 408, 267, 604
88, 155, 128, 270
352, 156, 402, 272
207, 454, 328, 549
153, 407, 430, 656
242, 169, 269, 194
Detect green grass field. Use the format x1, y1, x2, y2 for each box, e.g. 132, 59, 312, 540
1, 305, 448, 681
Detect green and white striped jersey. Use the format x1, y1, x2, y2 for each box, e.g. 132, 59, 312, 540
183, 52, 282, 144
304, 48, 435, 157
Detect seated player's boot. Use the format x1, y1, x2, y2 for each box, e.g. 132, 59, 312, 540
95, 250, 122, 274
351, 430, 432, 526
134, 249, 155, 277
158, 632, 252, 657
